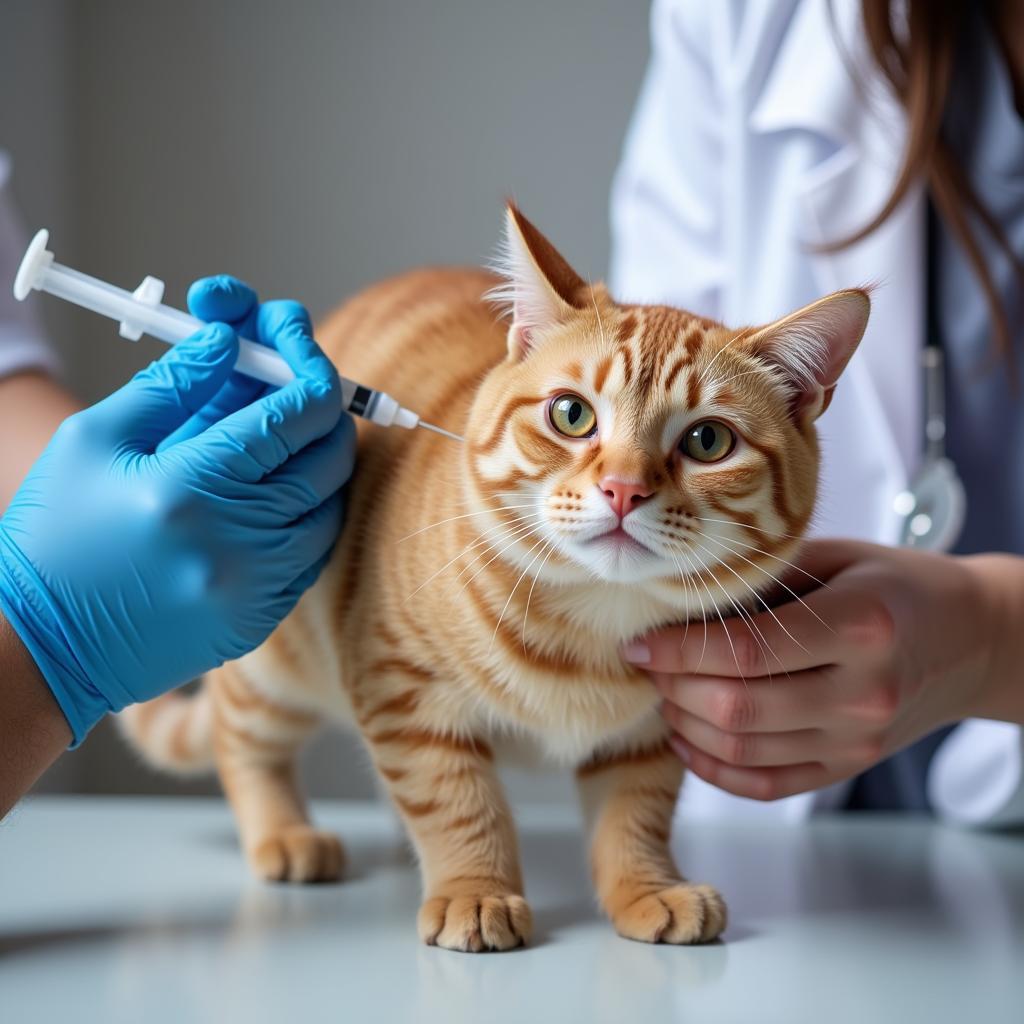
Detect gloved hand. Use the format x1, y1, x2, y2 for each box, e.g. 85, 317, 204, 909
161, 275, 284, 446
0, 280, 355, 744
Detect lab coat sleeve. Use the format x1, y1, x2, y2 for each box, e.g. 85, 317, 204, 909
609, 0, 725, 318
0, 155, 60, 380
928, 720, 1024, 828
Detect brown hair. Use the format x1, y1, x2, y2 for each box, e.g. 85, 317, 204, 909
837, 0, 1023, 367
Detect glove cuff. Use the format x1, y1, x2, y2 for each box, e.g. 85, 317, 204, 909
0, 528, 109, 746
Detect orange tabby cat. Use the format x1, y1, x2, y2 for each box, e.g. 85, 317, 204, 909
120, 205, 869, 952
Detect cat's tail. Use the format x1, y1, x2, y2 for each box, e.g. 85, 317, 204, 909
116, 684, 215, 775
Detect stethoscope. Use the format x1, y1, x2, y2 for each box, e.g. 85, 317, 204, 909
893, 345, 966, 552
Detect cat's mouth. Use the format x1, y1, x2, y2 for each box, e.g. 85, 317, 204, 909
587, 525, 656, 555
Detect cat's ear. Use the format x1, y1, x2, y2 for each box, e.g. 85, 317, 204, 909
743, 289, 871, 422
491, 203, 587, 361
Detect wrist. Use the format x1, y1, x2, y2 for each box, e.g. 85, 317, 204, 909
0, 609, 72, 817
0, 371, 80, 510
0, 525, 109, 744
961, 553, 1024, 725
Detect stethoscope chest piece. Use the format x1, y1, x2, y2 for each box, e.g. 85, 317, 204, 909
894, 457, 966, 552
894, 346, 966, 553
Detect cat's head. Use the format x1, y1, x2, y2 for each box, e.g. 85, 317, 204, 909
464, 205, 868, 601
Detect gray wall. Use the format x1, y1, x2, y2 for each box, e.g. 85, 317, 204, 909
2, 0, 650, 802
0, 1, 77, 372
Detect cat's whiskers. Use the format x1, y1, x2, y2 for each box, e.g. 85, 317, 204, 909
521, 539, 557, 651
455, 517, 549, 594
396, 503, 539, 545
454, 513, 548, 573
590, 284, 609, 347
684, 536, 790, 678
545, 516, 608, 542
688, 522, 831, 589
672, 547, 711, 670
681, 545, 752, 687
455, 514, 548, 574
406, 521, 538, 608
625, 521, 708, 662
450, 490, 535, 509
489, 535, 552, 657
689, 513, 804, 543
453, 519, 547, 590
404, 513, 544, 605
546, 516, 585, 533
682, 537, 783, 680
700, 532, 835, 635
687, 534, 809, 657
704, 367, 783, 390
694, 330, 753, 389
665, 550, 697, 652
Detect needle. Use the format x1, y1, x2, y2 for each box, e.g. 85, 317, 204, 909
418, 421, 464, 443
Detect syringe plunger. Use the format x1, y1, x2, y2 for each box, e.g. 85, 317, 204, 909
12, 229, 459, 439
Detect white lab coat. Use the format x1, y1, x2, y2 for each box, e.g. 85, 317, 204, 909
0, 151, 57, 380
611, 0, 1024, 826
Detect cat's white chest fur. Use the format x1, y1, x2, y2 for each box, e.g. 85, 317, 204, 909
532, 575, 695, 646
442, 581, 686, 762
488, 708, 668, 767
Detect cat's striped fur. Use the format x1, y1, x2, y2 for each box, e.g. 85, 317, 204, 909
120, 205, 869, 951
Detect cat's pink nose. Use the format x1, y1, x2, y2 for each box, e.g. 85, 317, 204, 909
600, 477, 654, 520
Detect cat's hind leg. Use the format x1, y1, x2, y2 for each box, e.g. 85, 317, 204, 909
576, 737, 727, 944
210, 662, 344, 883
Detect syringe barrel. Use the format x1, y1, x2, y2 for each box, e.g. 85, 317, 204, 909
18, 233, 424, 426
43, 262, 197, 341
41, 259, 293, 388
232, 339, 294, 387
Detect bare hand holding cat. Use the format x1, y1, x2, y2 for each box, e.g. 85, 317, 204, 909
625, 538, 1024, 802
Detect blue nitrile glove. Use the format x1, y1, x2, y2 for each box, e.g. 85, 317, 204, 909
160, 275, 280, 447
0, 283, 355, 744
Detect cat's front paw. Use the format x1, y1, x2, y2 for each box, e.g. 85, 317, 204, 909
418, 889, 532, 952
250, 825, 346, 883
611, 883, 726, 944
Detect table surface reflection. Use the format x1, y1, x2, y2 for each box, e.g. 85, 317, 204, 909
2, 797, 1022, 1023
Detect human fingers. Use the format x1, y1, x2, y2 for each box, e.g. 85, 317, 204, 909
650, 669, 845, 733
156, 276, 270, 448
622, 592, 837, 677
156, 371, 270, 449
179, 364, 341, 482
660, 703, 875, 769
784, 537, 880, 583
267, 550, 335, 622
625, 568, 896, 678
272, 488, 346, 574
670, 739, 833, 802
91, 323, 238, 451
187, 275, 259, 334
263, 415, 356, 518
254, 300, 337, 386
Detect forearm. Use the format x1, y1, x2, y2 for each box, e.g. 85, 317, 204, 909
0, 371, 80, 510
0, 611, 71, 819
966, 554, 1024, 726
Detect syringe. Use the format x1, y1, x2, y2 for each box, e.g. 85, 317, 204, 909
13, 229, 463, 442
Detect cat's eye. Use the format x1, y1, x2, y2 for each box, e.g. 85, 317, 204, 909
682, 420, 735, 463
549, 394, 597, 438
